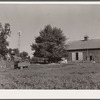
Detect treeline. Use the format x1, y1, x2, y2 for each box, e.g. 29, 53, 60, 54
0, 23, 67, 63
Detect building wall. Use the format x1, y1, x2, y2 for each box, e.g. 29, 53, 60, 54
67, 49, 100, 62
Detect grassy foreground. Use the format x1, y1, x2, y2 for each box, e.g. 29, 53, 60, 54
0, 62, 100, 89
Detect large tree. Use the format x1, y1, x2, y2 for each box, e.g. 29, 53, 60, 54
31, 25, 67, 63
0, 23, 11, 58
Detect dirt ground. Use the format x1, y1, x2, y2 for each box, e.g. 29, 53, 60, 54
0, 62, 100, 89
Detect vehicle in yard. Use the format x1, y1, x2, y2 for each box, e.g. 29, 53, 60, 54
13, 55, 30, 69
18, 61, 30, 70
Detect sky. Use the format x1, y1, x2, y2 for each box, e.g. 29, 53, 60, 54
0, 4, 100, 57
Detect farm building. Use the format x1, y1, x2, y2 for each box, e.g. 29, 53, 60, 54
67, 35, 100, 62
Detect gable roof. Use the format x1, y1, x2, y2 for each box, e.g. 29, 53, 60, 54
67, 39, 100, 50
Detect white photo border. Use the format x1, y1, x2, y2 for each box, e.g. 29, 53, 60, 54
0, 1, 100, 99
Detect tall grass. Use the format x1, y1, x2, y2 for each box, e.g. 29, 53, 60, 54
0, 63, 100, 89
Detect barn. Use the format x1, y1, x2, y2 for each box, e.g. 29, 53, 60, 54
67, 35, 100, 62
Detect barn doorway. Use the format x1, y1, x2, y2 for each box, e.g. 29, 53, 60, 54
76, 53, 78, 60
72, 52, 83, 61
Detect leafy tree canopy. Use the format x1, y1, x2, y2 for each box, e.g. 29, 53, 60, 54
11, 48, 19, 56
20, 51, 28, 60
0, 23, 11, 58
31, 25, 67, 63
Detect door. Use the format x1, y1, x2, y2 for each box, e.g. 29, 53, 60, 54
72, 52, 76, 61
79, 52, 83, 61
72, 52, 83, 61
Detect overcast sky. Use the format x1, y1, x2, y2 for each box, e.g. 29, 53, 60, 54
0, 4, 100, 56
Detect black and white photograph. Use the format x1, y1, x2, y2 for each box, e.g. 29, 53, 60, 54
0, 2, 100, 90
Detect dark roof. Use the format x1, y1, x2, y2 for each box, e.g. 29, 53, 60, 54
67, 39, 100, 50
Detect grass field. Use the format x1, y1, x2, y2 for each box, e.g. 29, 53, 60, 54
0, 62, 100, 89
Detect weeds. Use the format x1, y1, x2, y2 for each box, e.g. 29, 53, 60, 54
0, 63, 100, 89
